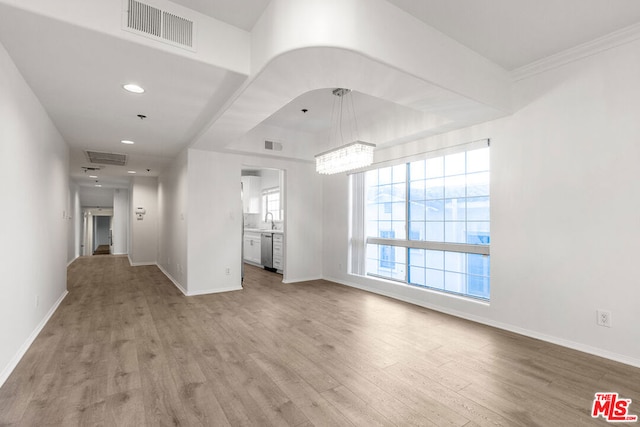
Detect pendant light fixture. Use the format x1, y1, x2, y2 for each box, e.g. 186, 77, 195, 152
315, 88, 375, 175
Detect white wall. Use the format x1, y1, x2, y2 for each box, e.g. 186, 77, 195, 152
112, 188, 129, 255
323, 38, 640, 367
79, 186, 114, 208
187, 150, 244, 295
67, 180, 81, 263
184, 149, 323, 295
129, 177, 158, 265
281, 160, 323, 283
158, 149, 188, 291
0, 41, 69, 386
260, 168, 280, 190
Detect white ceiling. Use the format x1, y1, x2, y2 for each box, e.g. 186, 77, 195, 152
1, 0, 640, 205
171, 0, 271, 31
386, 0, 640, 70
0, 2, 245, 191
172, 0, 640, 70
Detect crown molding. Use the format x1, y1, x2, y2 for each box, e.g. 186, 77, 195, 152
511, 22, 640, 81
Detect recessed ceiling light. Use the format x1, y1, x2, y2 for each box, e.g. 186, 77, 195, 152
89, 175, 98, 178
123, 83, 144, 94
95, 184, 102, 187
128, 170, 136, 174
121, 140, 135, 145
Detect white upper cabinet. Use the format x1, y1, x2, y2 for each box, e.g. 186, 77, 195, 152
241, 176, 261, 214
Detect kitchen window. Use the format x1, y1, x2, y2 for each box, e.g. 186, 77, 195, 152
262, 187, 281, 221
350, 140, 490, 300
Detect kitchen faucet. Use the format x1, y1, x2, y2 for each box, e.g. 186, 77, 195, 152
264, 211, 275, 229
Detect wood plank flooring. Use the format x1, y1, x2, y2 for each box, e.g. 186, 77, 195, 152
93, 245, 110, 255
1, 255, 638, 426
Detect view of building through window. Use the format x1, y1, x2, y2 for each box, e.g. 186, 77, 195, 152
262, 188, 281, 221
358, 144, 490, 300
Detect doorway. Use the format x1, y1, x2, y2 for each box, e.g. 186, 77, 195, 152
241, 167, 286, 278
93, 215, 111, 255
81, 207, 114, 256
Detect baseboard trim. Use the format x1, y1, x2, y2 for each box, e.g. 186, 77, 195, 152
324, 275, 640, 369
0, 290, 68, 388
66, 256, 79, 267
156, 264, 242, 296
187, 286, 243, 296
282, 275, 322, 284
127, 255, 156, 267
157, 264, 188, 296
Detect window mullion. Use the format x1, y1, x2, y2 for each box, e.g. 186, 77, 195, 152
405, 163, 410, 283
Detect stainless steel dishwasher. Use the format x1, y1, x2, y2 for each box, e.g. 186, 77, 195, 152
261, 232, 273, 269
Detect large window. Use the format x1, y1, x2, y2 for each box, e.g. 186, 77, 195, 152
352, 141, 490, 300
262, 187, 281, 221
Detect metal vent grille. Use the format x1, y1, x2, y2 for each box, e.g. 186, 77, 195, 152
163, 12, 193, 47
265, 140, 283, 151
127, 0, 161, 37
85, 151, 128, 166
125, 0, 195, 50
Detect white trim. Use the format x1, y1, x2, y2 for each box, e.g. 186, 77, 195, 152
0, 290, 69, 388
349, 173, 366, 276
324, 275, 640, 369
512, 22, 640, 81
156, 263, 242, 296
127, 254, 156, 267
186, 285, 242, 296
354, 138, 490, 173
366, 237, 490, 255
157, 264, 187, 295
282, 275, 322, 284
244, 260, 263, 268
66, 256, 79, 267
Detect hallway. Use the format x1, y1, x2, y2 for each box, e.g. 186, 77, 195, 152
0, 256, 638, 425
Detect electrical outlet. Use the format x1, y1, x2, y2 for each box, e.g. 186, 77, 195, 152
597, 309, 612, 328
225, 267, 230, 275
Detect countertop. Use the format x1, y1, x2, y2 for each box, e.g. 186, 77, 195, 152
244, 228, 284, 234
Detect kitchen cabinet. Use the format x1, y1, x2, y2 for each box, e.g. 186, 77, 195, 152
243, 231, 261, 264
273, 233, 284, 270
241, 176, 261, 214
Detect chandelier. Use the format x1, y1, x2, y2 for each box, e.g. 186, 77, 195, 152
315, 88, 375, 175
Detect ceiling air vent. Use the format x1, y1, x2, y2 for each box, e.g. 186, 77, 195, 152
124, 0, 196, 51
265, 140, 283, 151
127, 0, 161, 37
85, 150, 128, 166
163, 12, 193, 47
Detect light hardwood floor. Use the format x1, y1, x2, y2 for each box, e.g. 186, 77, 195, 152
0, 255, 638, 426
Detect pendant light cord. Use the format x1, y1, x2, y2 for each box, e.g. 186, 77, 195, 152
348, 90, 360, 143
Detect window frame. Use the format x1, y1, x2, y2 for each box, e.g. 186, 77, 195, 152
350, 139, 490, 300
261, 187, 281, 221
